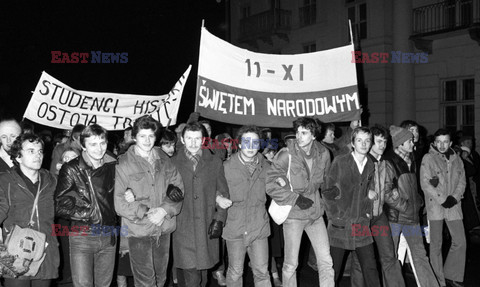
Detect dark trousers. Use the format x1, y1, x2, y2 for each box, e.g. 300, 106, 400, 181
330, 244, 381, 287
177, 268, 208, 287
351, 213, 405, 287
4, 279, 51, 287
128, 234, 170, 287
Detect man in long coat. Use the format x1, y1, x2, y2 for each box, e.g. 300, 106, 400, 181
172, 122, 231, 287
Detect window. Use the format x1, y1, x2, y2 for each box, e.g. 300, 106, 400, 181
442, 78, 475, 135
242, 6, 251, 19
299, 0, 316, 27
303, 42, 316, 53
347, 2, 367, 41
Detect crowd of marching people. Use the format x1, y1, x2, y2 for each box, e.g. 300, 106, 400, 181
0, 113, 478, 287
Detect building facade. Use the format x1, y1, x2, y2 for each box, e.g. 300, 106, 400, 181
228, 0, 480, 147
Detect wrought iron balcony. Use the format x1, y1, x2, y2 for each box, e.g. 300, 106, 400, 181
412, 0, 480, 36
238, 9, 291, 44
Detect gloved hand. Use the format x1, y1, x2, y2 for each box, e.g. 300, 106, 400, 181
295, 195, 314, 210
208, 220, 224, 239
429, 176, 439, 188
167, 184, 184, 202
441, 195, 457, 208
322, 186, 340, 200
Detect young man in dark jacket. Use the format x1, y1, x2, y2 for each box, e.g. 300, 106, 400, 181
323, 126, 380, 286
223, 125, 271, 287
267, 117, 334, 287
0, 133, 60, 285
349, 125, 406, 287
385, 125, 439, 287
55, 124, 118, 287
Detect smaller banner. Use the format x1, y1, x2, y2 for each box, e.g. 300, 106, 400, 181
24, 66, 191, 130
195, 28, 360, 127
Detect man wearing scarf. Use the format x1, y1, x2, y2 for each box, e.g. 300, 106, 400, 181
421, 129, 466, 287
171, 122, 231, 287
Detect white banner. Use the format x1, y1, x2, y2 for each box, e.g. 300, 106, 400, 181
24, 67, 191, 130
196, 27, 360, 127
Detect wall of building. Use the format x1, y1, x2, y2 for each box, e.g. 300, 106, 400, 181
229, 0, 479, 149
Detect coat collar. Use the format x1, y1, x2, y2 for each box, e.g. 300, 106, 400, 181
7, 167, 55, 195
347, 152, 374, 177
428, 144, 456, 160
78, 150, 117, 171
175, 146, 215, 174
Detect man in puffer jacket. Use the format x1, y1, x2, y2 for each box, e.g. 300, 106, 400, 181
385, 125, 439, 287
420, 128, 466, 287
266, 117, 334, 287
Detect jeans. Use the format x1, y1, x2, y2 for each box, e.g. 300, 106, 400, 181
330, 244, 381, 287
351, 214, 405, 287
177, 268, 207, 287
390, 222, 440, 287
226, 238, 271, 287
282, 217, 334, 287
69, 234, 116, 287
128, 234, 170, 287
429, 219, 466, 285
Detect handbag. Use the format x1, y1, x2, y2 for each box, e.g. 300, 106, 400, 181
4, 180, 47, 277
268, 153, 293, 225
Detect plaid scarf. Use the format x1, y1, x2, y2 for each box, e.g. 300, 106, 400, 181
185, 148, 202, 171
239, 153, 259, 176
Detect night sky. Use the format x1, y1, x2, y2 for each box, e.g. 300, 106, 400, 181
0, 0, 226, 126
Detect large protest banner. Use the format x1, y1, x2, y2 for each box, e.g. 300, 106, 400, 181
195, 27, 360, 128
24, 66, 191, 130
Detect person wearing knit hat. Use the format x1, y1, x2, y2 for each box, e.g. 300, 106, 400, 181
390, 125, 413, 149
384, 126, 440, 287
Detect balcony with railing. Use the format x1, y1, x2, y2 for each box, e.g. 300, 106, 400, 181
411, 0, 480, 52
412, 0, 480, 35
238, 9, 292, 45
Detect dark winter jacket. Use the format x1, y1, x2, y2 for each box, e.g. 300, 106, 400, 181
384, 152, 424, 224
223, 153, 270, 245
0, 168, 60, 279
323, 152, 375, 250
55, 152, 117, 229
